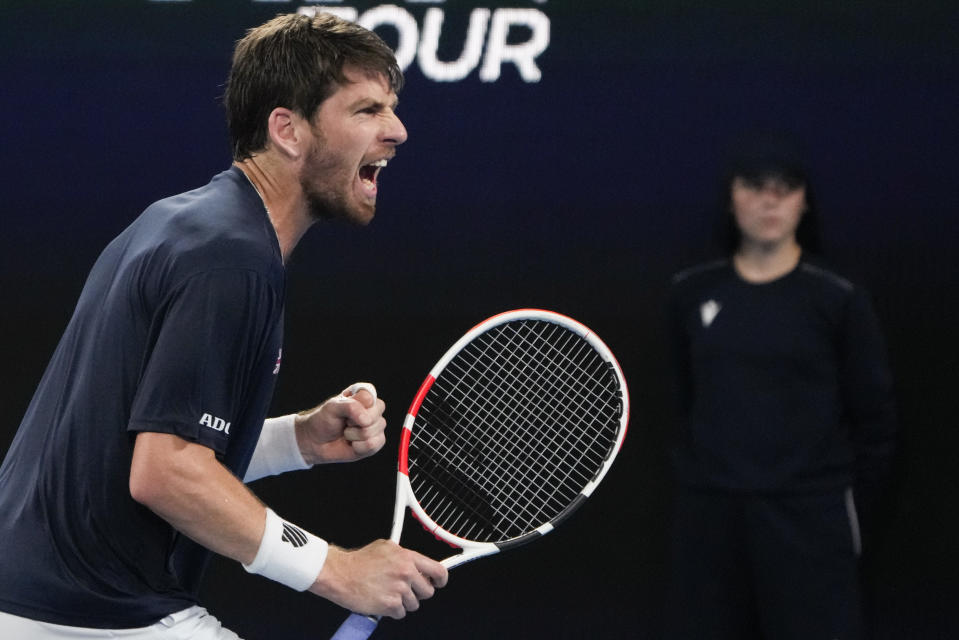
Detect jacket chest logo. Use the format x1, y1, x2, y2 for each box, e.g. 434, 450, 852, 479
700, 299, 722, 328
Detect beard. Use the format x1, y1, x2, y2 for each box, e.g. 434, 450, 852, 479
299, 132, 374, 226
302, 177, 352, 223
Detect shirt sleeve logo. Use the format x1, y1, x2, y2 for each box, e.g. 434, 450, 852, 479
199, 413, 231, 435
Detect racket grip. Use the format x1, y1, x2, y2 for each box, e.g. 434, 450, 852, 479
330, 613, 379, 640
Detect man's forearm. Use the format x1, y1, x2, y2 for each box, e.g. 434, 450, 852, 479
130, 431, 267, 565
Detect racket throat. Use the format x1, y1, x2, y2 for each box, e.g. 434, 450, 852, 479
389, 472, 410, 543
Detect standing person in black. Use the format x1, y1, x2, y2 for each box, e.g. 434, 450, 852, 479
0, 13, 447, 639
664, 133, 896, 640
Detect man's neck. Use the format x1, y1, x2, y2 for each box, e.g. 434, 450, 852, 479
733, 240, 801, 283
234, 158, 313, 264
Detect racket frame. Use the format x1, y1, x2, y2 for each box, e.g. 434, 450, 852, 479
389, 308, 629, 570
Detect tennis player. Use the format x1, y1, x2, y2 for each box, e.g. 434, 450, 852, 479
0, 13, 447, 639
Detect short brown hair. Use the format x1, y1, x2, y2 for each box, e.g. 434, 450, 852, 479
224, 13, 404, 160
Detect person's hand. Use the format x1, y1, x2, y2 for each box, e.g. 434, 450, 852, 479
309, 540, 449, 619
294, 384, 386, 464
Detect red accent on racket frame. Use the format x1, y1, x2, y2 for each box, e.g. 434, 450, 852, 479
406, 375, 436, 418
398, 375, 436, 476
398, 427, 412, 476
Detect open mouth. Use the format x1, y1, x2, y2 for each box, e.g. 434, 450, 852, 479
359, 158, 388, 194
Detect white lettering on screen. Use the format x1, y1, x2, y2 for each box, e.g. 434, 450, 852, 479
301, 6, 550, 82
147, 2, 552, 83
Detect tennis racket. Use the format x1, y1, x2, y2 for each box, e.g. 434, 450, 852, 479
330, 309, 629, 640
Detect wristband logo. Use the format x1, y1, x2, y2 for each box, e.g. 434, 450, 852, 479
281, 522, 309, 548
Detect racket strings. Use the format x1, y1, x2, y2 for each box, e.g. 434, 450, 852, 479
448, 326, 613, 527
417, 333, 615, 539
408, 319, 622, 543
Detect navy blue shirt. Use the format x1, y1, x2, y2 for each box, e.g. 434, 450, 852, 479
0, 167, 285, 627
668, 258, 896, 496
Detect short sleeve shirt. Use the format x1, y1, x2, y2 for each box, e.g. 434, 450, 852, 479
0, 167, 285, 627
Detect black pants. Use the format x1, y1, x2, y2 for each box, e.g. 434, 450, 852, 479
664, 486, 863, 640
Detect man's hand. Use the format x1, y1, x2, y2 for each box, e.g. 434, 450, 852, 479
294, 384, 386, 464
309, 540, 449, 619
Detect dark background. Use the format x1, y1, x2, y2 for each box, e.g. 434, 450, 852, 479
1, 1, 957, 638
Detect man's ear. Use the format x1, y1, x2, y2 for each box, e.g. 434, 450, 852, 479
266, 107, 307, 160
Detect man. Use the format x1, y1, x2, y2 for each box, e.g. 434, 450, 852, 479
0, 13, 447, 638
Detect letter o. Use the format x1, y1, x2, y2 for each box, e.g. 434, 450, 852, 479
358, 6, 420, 71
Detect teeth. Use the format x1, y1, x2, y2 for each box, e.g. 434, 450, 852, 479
360, 159, 386, 188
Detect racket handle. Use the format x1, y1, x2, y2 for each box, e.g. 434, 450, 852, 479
330, 613, 379, 640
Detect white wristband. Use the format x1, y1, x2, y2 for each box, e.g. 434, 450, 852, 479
243, 508, 328, 592
243, 414, 310, 483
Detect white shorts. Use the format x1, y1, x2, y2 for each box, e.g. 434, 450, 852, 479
0, 606, 242, 639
